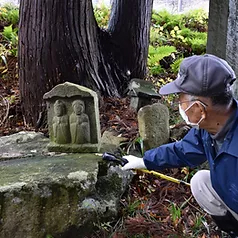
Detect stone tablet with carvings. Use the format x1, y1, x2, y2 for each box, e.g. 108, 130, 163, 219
43, 82, 101, 153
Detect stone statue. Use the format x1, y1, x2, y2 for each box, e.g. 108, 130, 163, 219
70, 100, 91, 144
52, 100, 71, 144
43, 82, 101, 152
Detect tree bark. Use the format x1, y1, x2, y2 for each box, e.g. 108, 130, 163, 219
19, 0, 153, 126
109, 0, 153, 78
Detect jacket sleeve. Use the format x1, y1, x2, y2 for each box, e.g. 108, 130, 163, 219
143, 128, 207, 171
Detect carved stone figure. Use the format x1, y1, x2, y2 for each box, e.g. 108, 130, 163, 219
70, 100, 91, 144
52, 100, 70, 144
43, 82, 101, 152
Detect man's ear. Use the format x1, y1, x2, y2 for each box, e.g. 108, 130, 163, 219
197, 102, 207, 119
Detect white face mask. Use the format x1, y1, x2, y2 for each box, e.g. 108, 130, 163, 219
179, 102, 204, 129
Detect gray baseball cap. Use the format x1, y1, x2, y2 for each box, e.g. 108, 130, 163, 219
159, 54, 236, 96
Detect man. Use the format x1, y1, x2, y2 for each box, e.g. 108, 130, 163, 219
122, 54, 238, 237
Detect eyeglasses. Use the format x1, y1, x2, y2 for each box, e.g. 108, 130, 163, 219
184, 99, 207, 107
171, 98, 208, 107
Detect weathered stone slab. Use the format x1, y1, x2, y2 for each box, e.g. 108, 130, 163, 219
43, 82, 101, 153
0, 132, 132, 238
0, 154, 96, 238
0, 131, 49, 160
138, 102, 170, 151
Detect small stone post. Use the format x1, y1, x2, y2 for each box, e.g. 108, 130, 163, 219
138, 102, 170, 151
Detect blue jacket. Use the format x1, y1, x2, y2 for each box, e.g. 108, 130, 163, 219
144, 104, 238, 214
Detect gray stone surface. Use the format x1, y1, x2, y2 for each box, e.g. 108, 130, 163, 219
0, 132, 132, 238
128, 78, 161, 111
206, 0, 229, 59
43, 82, 101, 153
226, 0, 238, 99
0, 131, 49, 160
100, 130, 128, 153
138, 102, 170, 151
206, 0, 238, 99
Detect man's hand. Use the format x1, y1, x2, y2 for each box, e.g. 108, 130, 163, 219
121, 155, 146, 170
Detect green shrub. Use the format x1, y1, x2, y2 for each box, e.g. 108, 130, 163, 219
94, 5, 110, 28
188, 38, 207, 54
184, 9, 208, 31
152, 10, 185, 31
1, 25, 18, 56
150, 27, 168, 46
191, 31, 207, 40
0, 5, 19, 58
2, 25, 18, 43
179, 28, 193, 38
185, 32, 207, 54
148, 45, 177, 75
171, 57, 184, 74
0, 4, 19, 26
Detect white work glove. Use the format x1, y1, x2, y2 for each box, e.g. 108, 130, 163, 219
121, 155, 146, 171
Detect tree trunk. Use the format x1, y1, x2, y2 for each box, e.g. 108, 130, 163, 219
19, 0, 153, 126
109, 0, 153, 78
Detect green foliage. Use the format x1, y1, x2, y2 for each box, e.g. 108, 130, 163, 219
148, 45, 177, 75
0, 4, 19, 26
169, 202, 181, 224
192, 31, 207, 40
2, 25, 18, 44
0, 45, 9, 75
0, 5, 19, 59
149, 45, 177, 62
125, 199, 142, 216
189, 38, 206, 54
149, 9, 208, 78
193, 215, 203, 230
171, 57, 184, 74
179, 27, 193, 38
185, 31, 207, 54
150, 27, 168, 46
1, 24, 18, 56
94, 5, 110, 28
46, 235, 54, 238
184, 9, 208, 31
152, 10, 184, 31
0, 5, 19, 79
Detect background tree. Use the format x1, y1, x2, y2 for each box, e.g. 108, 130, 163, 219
18, 0, 153, 126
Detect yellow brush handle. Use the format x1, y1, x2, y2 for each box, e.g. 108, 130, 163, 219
137, 169, 190, 187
